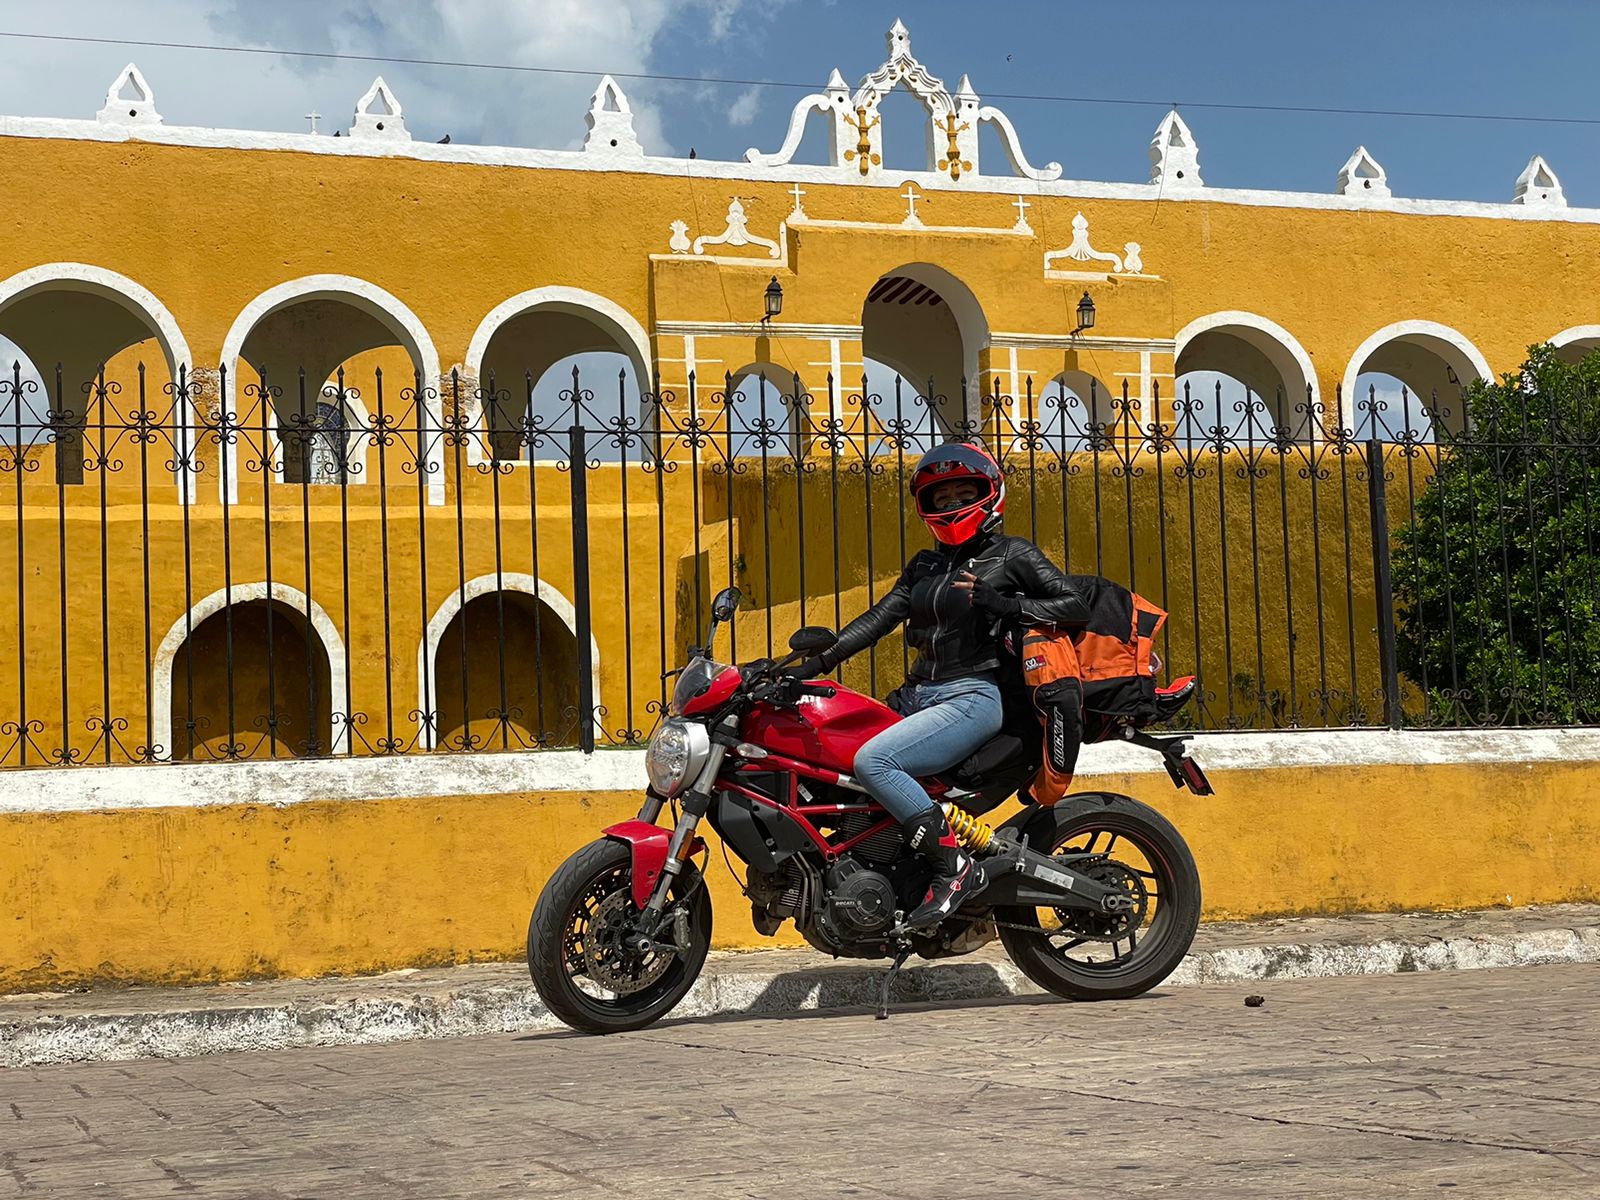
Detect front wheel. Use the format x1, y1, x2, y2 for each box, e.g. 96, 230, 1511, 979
527, 837, 712, 1034
996, 793, 1200, 1001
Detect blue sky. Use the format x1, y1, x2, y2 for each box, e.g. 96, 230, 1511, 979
0, 1, 1595, 204
0, 1, 1585, 441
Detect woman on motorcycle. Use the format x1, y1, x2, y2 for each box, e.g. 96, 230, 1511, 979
798, 439, 1090, 930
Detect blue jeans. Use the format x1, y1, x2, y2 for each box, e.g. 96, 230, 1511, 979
853, 676, 1005, 823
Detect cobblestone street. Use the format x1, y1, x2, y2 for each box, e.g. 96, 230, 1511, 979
2, 963, 1596, 1197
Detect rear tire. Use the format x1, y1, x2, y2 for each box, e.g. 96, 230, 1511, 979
997, 793, 1200, 1001
528, 837, 712, 1034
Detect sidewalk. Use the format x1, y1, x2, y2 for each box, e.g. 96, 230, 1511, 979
4, 904, 1598, 1067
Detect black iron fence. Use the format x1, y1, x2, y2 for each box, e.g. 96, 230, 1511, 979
0, 355, 1593, 768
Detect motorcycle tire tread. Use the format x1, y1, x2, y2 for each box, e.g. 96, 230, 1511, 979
527, 837, 713, 1035
995, 793, 1201, 1002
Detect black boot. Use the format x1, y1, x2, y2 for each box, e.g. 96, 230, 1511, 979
901, 807, 985, 931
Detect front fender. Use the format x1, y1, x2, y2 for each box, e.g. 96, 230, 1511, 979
603, 819, 705, 909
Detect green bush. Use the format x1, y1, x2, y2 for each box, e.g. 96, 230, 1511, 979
1394, 345, 1600, 725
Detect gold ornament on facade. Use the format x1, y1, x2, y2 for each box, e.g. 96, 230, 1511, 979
843, 106, 880, 176
937, 113, 971, 181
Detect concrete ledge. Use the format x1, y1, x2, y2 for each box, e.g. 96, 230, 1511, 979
7, 727, 1600, 814
5, 906, 1597, 1067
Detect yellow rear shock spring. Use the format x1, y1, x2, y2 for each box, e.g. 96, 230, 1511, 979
941, 803, 996, 854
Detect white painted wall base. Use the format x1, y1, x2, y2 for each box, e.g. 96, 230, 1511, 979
4, 728, 1599, 817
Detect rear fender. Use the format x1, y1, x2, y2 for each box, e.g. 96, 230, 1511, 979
603, 819, 705, 908
997, 791, 1130, 851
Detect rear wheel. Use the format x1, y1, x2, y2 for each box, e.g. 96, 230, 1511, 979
997, 793, 1200, 1001
528, 838, 712, 1034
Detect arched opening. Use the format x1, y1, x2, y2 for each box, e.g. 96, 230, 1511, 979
220, 276, 439, 496
420, 575, 596, 751
1173, 313, 1318, 443
1033, 370, 1118, 451
1342, 321, 1491, 442
164, 597, 333, 760
0, 265, 192, 488
1550, 326, 1600, 365
467, 289, 651, 465
721, 363, 802, 459
860, 264, 987, 451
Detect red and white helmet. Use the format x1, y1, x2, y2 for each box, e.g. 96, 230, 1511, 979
910, 440, 1006, 545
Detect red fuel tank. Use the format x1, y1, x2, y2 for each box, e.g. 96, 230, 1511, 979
741, 681, 899, 776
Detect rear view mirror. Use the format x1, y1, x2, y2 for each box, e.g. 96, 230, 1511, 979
789, 626, 837, 654
711, 587, 742, 623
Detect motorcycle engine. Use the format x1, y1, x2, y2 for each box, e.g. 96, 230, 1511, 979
815, 857, 898, 943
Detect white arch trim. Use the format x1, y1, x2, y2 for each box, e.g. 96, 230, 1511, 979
0, 262, 201, 499
1174, 310, 1321, 408
417, 572, 602, 750
465, 286, 652, 386
462, 286, 653, 468
877, 263, 990, 416
217, 275, 443, 504
151, 582, 349, 760
1549, 325, 1600, 351
1340, 320, 1494, 412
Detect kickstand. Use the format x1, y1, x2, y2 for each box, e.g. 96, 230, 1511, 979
876, 943, 914, 1021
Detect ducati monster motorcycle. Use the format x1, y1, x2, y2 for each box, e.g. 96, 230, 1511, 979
528, 586, 1211, 1035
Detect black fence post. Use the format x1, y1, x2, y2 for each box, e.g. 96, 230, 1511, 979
1365, 437, 1402, 729
568, 421, 595, 753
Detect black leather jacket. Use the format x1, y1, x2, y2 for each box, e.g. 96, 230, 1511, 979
819, 529, 1090, 683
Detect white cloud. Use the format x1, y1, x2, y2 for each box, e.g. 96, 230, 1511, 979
0, 0, 779, 155
726, 86, 762, 127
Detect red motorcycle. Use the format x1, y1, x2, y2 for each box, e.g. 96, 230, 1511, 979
528, 587, 1210, 1034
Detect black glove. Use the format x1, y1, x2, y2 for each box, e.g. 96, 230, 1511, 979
791, 655, 829, 680
966, 576, 1021, 617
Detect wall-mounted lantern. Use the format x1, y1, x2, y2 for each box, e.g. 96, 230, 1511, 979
1073, 291, 1096, 334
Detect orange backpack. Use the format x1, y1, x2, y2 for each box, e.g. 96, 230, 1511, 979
1017, 579, 1169, 805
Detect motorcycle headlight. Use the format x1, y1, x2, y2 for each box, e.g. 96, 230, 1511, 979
646, 718, 711, 798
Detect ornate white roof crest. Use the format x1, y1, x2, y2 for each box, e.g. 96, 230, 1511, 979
1149, 111, 1201, 190
744, 19, 1059, 184
1512, 155, 1565, 207
349, 77, 410, 141
1337, 146, 1390, 199
584, 75, 643, 160
97, 63, 161, 126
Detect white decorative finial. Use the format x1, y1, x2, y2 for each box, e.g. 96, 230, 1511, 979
97, 63, 161, 126
888, 18, 911, 53
1513, 154, 1565, 207
1149, 110, 1201, 190
668, 220, 691, 254
1337, 146, 1390, 199
584, 74, 643, 159
350, 76, 410, 140
955, 74, 977, 101
693, 197, 781, 258
1044, 212, 1124, 273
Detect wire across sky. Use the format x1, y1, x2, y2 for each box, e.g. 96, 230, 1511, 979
4, 28, 1600, 129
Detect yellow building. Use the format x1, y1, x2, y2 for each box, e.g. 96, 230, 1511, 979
1, 22, 1598, 765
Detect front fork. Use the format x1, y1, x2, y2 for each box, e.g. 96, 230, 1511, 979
638, 741, 727, 928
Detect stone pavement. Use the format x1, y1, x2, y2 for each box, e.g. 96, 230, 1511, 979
1, 963, 1598, 1198
4, 904, 1599, 1067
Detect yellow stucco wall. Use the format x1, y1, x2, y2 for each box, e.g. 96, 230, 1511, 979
3, 755, 1597, 992
0, 130, 1588, 757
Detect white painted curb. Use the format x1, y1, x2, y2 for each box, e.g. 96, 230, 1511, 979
5, 923, 1597, 1067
